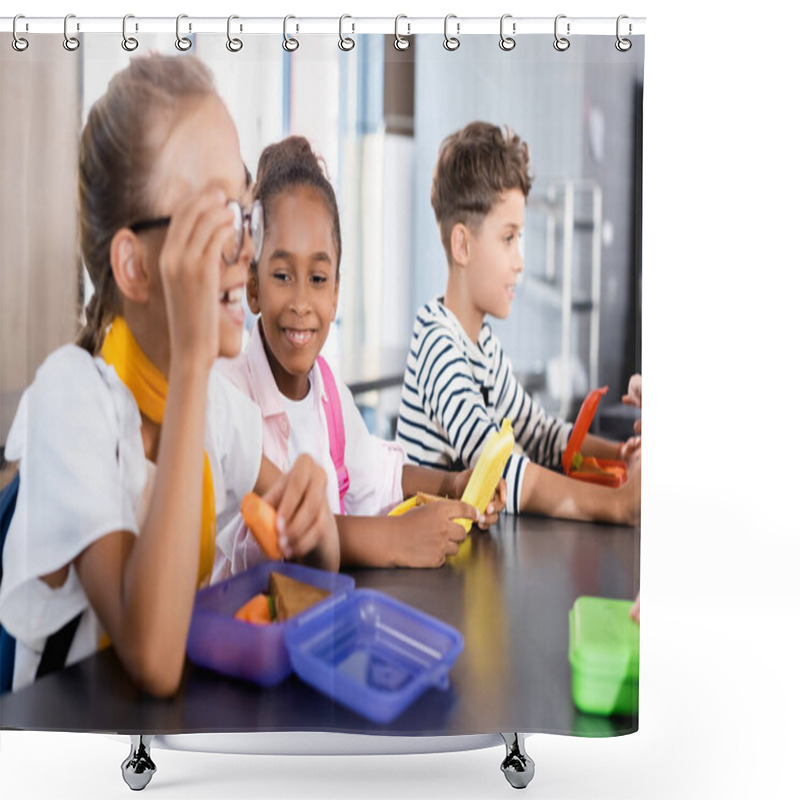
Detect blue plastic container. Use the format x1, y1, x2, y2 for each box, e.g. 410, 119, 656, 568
187, 565, 464, 723
285, 589, 464, 724
186, 561, 355, 687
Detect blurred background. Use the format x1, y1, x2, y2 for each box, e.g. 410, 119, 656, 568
0, 32, 642, 455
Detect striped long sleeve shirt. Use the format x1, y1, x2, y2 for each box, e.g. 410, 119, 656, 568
396, 298, 573, 514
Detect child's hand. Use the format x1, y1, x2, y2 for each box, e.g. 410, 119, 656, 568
480, 478, 507, 529
390, 499, 479, 568
262, 453, 334, 562
619, 435, 642, 467
447, 470, 506, 529
622, 373, 642, 434
630, 592, 641, 625
622, 374, 642, 408
159, 188, 236, 369
618, 458, 641, 526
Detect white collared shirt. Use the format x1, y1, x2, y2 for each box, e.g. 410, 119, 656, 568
0, 344, 262, 691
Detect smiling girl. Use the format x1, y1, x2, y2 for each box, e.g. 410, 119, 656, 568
217, 136, 505, 571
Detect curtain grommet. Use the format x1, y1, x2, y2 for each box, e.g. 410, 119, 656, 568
500, 14, 516, 51
394, 14, 410, 51
121, 14, 138, 52
615, 15, 632, 52
175, 13, 192, 51
226, 15, 243, 52
554, 14, 570, 51
444, 14, 460, 51
283, 15, 299, 52
338, 14, 355, 51
63, 14, 80, 51
12, 14, 29, 52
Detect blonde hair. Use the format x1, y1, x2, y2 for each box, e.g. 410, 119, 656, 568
76, 55, 216, 354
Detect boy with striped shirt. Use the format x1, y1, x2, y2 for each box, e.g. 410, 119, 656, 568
396, 122, 640, 524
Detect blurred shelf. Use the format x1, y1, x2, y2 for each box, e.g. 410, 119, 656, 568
525, 179, 603, 418
525, 274, 594, 312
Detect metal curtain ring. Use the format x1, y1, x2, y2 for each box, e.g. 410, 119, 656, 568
553, 14, 570, 51
443, 14, 460, 51
394, 15, 410, 51
12, 14, 29, 52
176, 14, 192, 51
615, 15, 632, 52
122, 14, 138, 51
338, 14, 355, 51
226, 15, 243, 52
283, 15, 299, 52
63, 14, 80, 51
500, 14, 515, 51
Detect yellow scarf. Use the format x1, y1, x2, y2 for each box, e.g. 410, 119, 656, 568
101, 317, 216, 588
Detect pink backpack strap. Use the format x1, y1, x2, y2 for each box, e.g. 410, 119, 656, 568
317, 356, 349, 515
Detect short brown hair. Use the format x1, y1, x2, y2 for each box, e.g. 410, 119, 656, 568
431, 121, 532, 262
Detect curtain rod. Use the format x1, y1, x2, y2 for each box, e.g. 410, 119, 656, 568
1, 16, 646, 37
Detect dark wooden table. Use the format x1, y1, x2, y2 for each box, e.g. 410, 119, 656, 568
0, 514, 639, 737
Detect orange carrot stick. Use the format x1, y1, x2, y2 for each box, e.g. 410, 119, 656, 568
240, 492, 282, 560
234, 594, 273, 625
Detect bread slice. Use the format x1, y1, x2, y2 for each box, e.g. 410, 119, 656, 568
268, 572, 331, 622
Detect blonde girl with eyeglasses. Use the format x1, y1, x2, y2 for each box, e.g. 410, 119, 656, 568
0, 55, 338, 697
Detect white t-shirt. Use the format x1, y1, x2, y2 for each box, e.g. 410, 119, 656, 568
283, 376, 327, 468
0, 345, 262, 691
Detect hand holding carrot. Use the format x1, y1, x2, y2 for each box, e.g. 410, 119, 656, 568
262, 453, 339, 570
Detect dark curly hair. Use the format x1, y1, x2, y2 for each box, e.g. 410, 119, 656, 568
252, 136, 342, 276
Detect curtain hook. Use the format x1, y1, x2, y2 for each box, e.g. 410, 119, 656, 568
121, 14, 138, 52
444, 14, 460, 51
338, 14, 355, 51
615, 15, 632, 52
12, 14, 29, 52
554, 14, 570, 51
500, 14, 516, 51
176, 13, 192, 51
63, 14, 80, 51
226, 15, 243, 52
283, 15, 299, 52
394, 14, 410, 51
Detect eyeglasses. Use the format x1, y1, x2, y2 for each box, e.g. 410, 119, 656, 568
128, 198, 264, 266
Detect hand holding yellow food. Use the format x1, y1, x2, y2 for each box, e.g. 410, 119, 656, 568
456, 418, 515, 531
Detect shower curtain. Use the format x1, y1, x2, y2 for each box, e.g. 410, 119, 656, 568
0, 17, 643, 792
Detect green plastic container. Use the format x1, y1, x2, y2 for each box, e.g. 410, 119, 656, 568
568, 596, 639, 716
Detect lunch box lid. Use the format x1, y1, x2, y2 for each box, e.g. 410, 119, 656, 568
568, 596, 639, 678
284, 588, 464, 724
562, 386, 608, 474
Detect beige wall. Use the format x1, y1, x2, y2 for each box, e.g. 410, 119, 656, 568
1, 36, 81, 445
